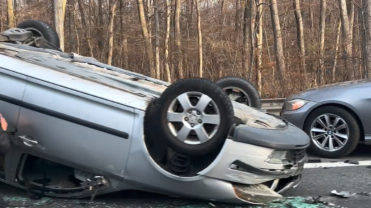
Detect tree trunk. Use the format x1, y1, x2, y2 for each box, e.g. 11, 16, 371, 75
53, 0, 67, 51
256, 0, 263, 95
220, 0, 225, 26
175, 0, 183, 78
349, 0, 355, 78
333, 20, 341, 82
293, 0, 306, 83
362, 0, 371, 78
107, 1, 117, 65
235, 0, 241, 33
319, 0, 326, 84
339, 0, 352, 80
7, 0, 15, 28
165, 0, 172, 82
120, 0, 128, 69
269, 0, 286, 92
73, 2, 80, 54
249, 0, 256, 80
97, 0, 104, 49
242, 0, 250, 77
195, 0, 203, 77
77, 0, 94, 57
137, 0, 155, 77
154, 0, 160, 79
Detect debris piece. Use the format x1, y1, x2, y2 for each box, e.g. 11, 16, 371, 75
209, 202, 216, 207
331, 190, 355, 198
343, 160, 359, 165
304, 196, 316, 204
366, 166, 371, 169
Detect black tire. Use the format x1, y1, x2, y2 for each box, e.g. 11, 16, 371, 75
215, 76, 261, 109
17, 20, 60, 48
144, 99, 168, 162
148, 78, 234, 157
303, 106, 360, 158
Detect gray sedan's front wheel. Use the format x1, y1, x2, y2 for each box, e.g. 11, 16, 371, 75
304, 106, 360, 158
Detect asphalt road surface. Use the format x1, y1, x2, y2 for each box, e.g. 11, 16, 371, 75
0, 145, 370, 208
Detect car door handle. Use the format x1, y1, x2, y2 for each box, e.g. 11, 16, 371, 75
18, 135, 38, 147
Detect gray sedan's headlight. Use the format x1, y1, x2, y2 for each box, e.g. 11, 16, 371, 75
284, 99, 308, 111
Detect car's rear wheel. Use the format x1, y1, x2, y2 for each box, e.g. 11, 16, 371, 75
17, 19, 60, 48
304, 106, 360, 158
215, 76, 261, 109
147, 78, 234, 156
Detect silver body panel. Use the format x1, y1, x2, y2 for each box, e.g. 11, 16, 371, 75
0, 43, 307, 204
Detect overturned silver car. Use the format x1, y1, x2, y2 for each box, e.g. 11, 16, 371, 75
0, 20, 309, 205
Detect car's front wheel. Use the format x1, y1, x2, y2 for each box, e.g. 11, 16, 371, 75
304, 106, 360, 158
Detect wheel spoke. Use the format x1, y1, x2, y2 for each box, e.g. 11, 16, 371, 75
203, 115, 220, 125
194, 127, 210, 143
333, 136, 344, 146
334, 133, 348, 140
320, 136, 329, 148
333, 117, 340, 128
168, 112, 184, 122
311, 127, 326, 133
312, 133, 326, 140
324, 115, 331, 127
195, 94, 212, 112
177, 125, 191, 142
335, 124, 346, 131
177, 93, 192, 111
317, 118, 328, 129
328, 136, 334, 151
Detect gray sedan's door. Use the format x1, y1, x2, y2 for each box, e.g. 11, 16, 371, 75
14, 78, 135, 178
0, 68, 28, 179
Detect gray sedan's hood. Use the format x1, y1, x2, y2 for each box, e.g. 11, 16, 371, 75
232, 101, 287, 129
287, 79, 371, 102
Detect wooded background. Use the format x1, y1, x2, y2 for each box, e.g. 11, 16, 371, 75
1, 0, 371, 98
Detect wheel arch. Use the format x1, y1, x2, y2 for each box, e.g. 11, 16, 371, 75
303, 102, 365, 142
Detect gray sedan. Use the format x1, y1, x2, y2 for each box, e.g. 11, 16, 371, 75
280, 80, 371, 158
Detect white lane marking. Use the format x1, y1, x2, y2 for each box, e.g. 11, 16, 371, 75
304, 160, 371, 168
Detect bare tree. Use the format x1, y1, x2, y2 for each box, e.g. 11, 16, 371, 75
120, 0, 128, 69
154, 0, 160, 79
293, 0, 305, 82
195, 0, 203, 77
256, 0, 264, 95
333, 20, 342, 82
175, 0, 183, 78
53, 0, 67, 51
77, 0, 94, 57
269, 0, 286, 88
164, 0, 172, 82
7, 0, 15, 28
242, 0, 249, 76
249, 0, 256, 79
319, 0, 326, 84
137, 0, 155, 77
339, 0, 352, 79
362, 0, 371, 77
107, 0, 117, 65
